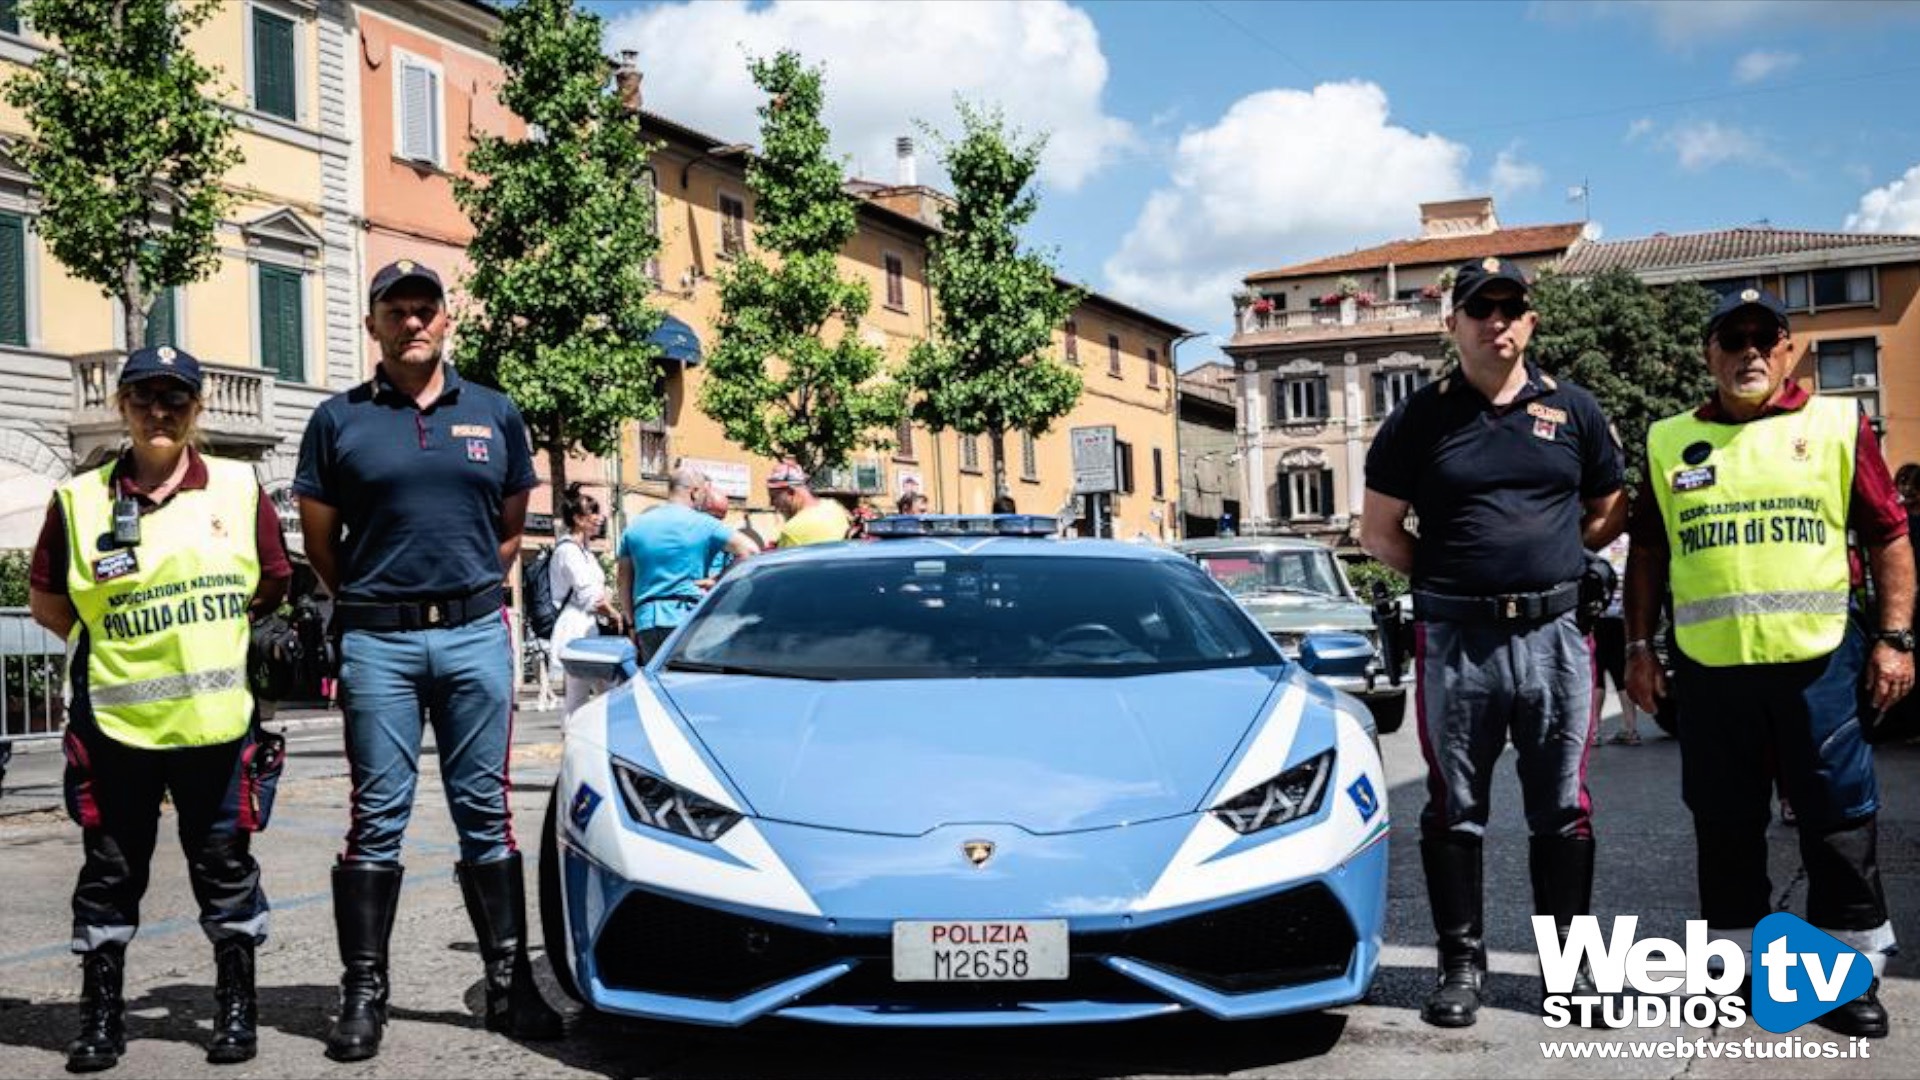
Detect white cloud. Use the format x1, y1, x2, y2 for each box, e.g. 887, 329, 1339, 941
1661, 121, 1778, 172
1490, 145, 1545, 196
1102, 81, 1472, 332
603, 0, 1136, 192
1624, 117, 1655, 142
1733, 49, 1800, 84
1846, 164, 1920, 234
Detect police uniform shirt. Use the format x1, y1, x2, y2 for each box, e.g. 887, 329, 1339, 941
293, 363, 537, 602
1366, 361, 1622, 596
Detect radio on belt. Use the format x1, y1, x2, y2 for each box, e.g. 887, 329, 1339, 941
112, 496, 141, 547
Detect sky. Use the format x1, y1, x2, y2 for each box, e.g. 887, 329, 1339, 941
591, 0, 1920, 369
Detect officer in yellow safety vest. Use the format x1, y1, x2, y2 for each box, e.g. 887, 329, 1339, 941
28, 346, 293, 1072
1625, 288, 1913, 1039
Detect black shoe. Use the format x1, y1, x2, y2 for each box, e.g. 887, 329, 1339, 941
457, 854, 564, 1041
206, 939, 256, 1065
324, 862, 404, 1063
1818, 979, 1889, 1039
66, 944, 126, 1074
1419, 833, 1485, 1029
1423, 951, 1485, 1028
1528, 835, 1617, 1026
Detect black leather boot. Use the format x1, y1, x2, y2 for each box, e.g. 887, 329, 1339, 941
1420, 833, 1485, 1028
1819, 978, 1889, 1038
324, 862, 404, 1063
206, 938, 257, 1064
66, 943, 127, 1073
1530, 835, 1606, 1023
456, 854, 563, 1040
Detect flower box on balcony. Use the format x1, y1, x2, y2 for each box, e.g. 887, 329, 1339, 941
1250, 298, 1274, 315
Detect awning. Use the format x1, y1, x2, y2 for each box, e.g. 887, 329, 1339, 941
649, 314, 702, 366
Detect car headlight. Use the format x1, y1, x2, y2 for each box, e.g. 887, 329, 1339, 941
613, 761, 741, 841
1212, 750, 1335, 834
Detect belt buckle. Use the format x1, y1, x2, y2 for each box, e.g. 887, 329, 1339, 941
426, 602, 444, 627
1502, 596, 1520, 620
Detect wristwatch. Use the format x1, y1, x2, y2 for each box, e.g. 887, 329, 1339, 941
1873, 629, 1915, 652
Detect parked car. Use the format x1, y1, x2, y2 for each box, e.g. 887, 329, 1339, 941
544, 515, 1388, 1028
1177, 538, 1408, 734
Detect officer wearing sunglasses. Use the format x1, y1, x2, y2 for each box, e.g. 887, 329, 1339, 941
1623, 288, 1911, 1038
1362, 257, 1626, 1030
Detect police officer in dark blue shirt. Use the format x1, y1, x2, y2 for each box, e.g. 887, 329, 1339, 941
1362, 258, 1626, 1029
294, 259, 561, 1061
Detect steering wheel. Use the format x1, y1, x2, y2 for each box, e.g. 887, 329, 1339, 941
1047, 623, 1133, 650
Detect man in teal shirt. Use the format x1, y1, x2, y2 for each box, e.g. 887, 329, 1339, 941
617, 465, 759, 660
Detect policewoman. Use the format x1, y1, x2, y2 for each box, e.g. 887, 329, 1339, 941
1625, 288, 1912, 1038
294, 259, 561, 1062
28, 346, 292, 1071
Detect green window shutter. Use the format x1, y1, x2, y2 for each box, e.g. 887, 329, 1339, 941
252, 9, 296, 121
142, 288, 176, 349
258, 265, 304, 381
0, 214, 26, 347
0, 0, 19, 35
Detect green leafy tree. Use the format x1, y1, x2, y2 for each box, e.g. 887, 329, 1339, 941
4, 0, 240, 347
453, 0, 664, 496
903, 102, 1081, 499
699, 50, 905, 476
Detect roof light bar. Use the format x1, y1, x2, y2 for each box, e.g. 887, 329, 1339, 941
865, 514, 1061, 539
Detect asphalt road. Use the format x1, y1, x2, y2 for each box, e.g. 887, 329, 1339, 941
1, 698, 1917, 1079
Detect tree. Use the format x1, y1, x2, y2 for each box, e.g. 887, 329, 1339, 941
698, 51, 905, 477
902, 102, 1081, 500
453, 0, 665, 496
3, 0, 241, 347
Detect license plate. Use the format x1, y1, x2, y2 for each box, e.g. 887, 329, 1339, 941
891, 920, 1069, 982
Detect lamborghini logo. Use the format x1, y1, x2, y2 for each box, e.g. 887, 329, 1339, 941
962, 840, 995, 868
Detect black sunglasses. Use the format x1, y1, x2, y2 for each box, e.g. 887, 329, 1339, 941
124, 385, 196, 410
1714, 325, 1783, 354
1461, 295, 1530, 321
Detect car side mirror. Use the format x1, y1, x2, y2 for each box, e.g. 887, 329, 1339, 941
560, 636, 639, 688
1298, 631, 1373, 678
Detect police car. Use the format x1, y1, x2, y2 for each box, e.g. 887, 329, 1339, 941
542, 515, 1388, 1027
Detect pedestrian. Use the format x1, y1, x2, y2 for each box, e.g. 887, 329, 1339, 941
1624, 287, 1911, 1038
28, 345, 292, 1070
1595, 534, 1642, 745
698, 484, 743, 581
992, 494, 1018, 514
547, 483, 619, 714
293, 259, 561, 1061
617, 465, 759, 663
766, 460, 850, 547
896, 490, 930, 515
1896, 463, 1920, 538
1360, 257, 1626, 1028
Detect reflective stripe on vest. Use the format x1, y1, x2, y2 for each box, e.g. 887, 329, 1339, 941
59, 456, 260, 749
1648, 395, 1855, 667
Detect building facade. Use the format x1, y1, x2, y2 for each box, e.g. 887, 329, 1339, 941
1177, 361, 1240, 538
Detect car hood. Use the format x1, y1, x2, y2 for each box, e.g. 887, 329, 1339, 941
653, 668, 1282, 836
1239, 594, 1373, 633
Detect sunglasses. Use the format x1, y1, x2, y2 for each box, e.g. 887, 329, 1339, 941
1461, 295, 1530, 321
1714, 325, 1783, 354
124, 385, 196, 410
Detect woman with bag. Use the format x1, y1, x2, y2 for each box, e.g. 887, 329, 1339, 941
548, 484, 618, 714
27, 346, 292, 1072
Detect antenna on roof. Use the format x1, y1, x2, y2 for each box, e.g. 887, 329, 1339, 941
1566, 179, 1590, 223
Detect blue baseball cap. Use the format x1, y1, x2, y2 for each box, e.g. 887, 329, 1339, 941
1704, 287, 1790, 344
1451, 256, 1532, 305
368, 258, 444, 306
118, 344, 203, 393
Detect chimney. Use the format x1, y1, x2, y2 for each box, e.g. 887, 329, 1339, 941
613, 50, 642, 117
896, 136, 916, 187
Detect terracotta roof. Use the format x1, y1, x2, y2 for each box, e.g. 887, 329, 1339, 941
1554, 226, 1920, 275
1247, 222, 1587, 282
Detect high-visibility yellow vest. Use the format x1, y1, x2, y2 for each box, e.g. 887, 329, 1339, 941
59, 455, 260, 748
1648, 395, 1855, 667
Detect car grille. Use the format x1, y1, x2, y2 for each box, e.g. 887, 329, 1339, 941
591, 882, 1356, 1003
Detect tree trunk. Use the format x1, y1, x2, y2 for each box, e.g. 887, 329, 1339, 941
120, 265, 144, 355
989, 428, 1008, 505
546, 423, 568, 537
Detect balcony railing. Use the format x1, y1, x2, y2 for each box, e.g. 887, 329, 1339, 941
70, 351, 279, 462
1239, 297, 1445, 337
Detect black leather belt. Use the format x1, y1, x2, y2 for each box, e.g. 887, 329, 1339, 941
1413, 580, 1580, 624
335, 585, 505, 632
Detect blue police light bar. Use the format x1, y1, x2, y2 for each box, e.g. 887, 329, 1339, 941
866, 514, 1061, 539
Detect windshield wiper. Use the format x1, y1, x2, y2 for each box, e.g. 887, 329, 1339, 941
1259, 584, 1334, 598
662, 659, 838, 681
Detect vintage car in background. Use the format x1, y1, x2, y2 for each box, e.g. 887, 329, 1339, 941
1177, 537, 1408, 734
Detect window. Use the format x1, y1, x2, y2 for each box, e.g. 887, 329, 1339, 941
257, 264, 305, 381
1146, 346, 1160, 388
1107, 333, 1122, 377
1279, 469, 1334, 521
143, 288, 179, 350
894, 416, 915, 461
637, 419, 668, 479
396, 53, 443, 165
1816, 338, 1879, 392
1115, 439, 1135, 495
718, 194, 747, 258
1151, 447, 1164, 499
0, 213, 26, 347
1785, 268, 1874, 311
251, 7, 297, 122
0, 0, 17, 35
1020, 431, 1037, 481
1371, 368, 1427, 417
1063, 319, 1078, 364
883, 252, 905, 309
1271, 376, 1328, 425
960, 433, 981, 473
638, 167, 661, 284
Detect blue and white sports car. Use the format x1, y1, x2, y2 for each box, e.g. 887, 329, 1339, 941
541, 516, 1388, 1028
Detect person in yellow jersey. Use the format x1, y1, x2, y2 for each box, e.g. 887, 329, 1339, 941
766, 460, 851, 547
1625, 288, 1913, 1039
28, 346, 292, 1072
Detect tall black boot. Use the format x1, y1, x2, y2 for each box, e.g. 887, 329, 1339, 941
456, 854, 564, 1040
1530, 835, 1605, 1023
66, 943, 127, 1074
324, 862, 404, 1063
206, 938, 256, 1064
1420, 833, 1485, 1028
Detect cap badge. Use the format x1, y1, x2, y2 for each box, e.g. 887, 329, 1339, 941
397, 260, 415, 273
1740, 288, 1760, 303
1482, 257, 1501, 272
156, 346, 176, 364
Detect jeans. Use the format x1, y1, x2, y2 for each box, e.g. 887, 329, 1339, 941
338, 615, 517, 865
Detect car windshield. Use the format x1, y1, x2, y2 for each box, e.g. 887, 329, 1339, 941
664, 554, 1281, 680
1192, 549, 1348, 600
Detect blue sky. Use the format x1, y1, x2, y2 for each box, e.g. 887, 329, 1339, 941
592, 0, 1920, 368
